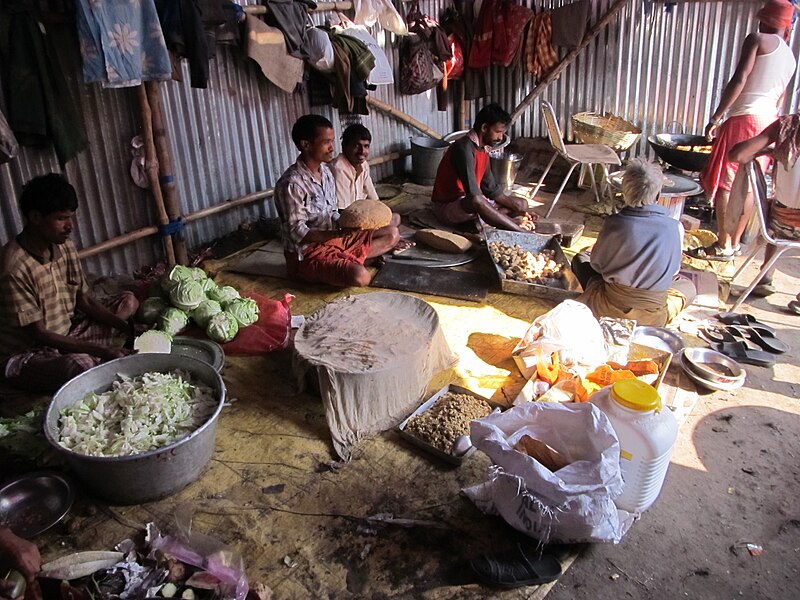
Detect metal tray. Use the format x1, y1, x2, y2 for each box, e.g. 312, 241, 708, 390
171, 337, 225, 372
484, 228, 583, 300
398, 384, 501, 466
0, 472, 75, 538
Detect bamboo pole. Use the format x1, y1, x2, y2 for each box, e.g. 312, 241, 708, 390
75, 149, 407, 259
366, 97, 444, 140
145, 81, 189, 265
137, 84, 177, 267
510, 0, 632, 123
242, 2, 353, 14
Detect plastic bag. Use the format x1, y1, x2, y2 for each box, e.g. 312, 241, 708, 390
464, 402, 635, 544
221, 293, 292, 355
339, 23, 394, 84
512, 300, 608, 377
306, 27, 335, 72
353, 0, 408, 35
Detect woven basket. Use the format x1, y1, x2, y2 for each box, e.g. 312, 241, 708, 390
572, 112, 642, 151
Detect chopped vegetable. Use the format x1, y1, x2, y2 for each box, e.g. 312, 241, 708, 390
537, 352, 560, 385
225, 297, 259, 327
57, 370, 217, 457
181, 589, 196, 600
161, 583, 178, 598
206, 311, 239, 343
134, 330, 173, 354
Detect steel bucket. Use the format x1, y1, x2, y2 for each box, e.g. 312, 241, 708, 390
45, 354, 225, 505
410, 136, 450, 185
490, 152, 523, 191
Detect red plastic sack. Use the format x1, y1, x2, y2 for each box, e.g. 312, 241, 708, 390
220, 292, 292, 355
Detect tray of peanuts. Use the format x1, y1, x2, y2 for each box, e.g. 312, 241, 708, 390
484, 228, 583, 300
398, 385, 503, 465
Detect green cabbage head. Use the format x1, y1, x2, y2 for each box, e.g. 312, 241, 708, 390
137, 297, 170, 325
226, 297, 259, 327
207, 285, 240, 305
206, 311, 239, 343
200, 277, 218, 294
169, 280, 205, 311
158, 307, 189, 336
191, 299, 222, 328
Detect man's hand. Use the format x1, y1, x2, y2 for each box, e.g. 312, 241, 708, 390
0, 528, 40, 599
97, 346, 136, 362
705, 121, 719, 142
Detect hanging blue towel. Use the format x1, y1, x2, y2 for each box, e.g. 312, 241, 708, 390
76, 0, 172, 88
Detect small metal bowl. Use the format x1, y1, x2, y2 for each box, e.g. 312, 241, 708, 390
0, 472, 74, 538
681, 348, 746, 386
632, 326, 685, 355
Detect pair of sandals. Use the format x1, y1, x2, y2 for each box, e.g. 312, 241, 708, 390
698, 312, 789, 368
686, 243, 741, 262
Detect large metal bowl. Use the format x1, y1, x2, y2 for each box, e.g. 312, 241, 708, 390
632, 326, 685, 356
0, 472, 74, 538
648, 134, 711, 172
44, 354, 226, 505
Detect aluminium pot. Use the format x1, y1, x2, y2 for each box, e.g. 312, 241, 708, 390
647, 133, 711, 172
45, 354, 225, 505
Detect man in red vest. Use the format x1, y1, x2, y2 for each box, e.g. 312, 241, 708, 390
432, 103, 530, 232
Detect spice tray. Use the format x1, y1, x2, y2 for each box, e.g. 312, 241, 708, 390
483, 228, 583, 300
398, 384, 503, 466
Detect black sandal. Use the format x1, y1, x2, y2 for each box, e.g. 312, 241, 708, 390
470, 543, 562, 589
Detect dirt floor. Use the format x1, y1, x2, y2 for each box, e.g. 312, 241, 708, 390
2, 181, 799, 599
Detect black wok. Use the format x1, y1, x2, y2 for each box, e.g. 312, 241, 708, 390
648, 133, 711, 172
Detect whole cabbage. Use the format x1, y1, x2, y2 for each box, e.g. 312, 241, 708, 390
158, 307, 189, 336
201, 278, 218, 294
191, 299, 222, 328
226, 297, 259, 327
169, 280, 205, 311
207, 285, 240, 305
206, 311, 239, 343
137, 297, 169, 325
189, 267, 208, 281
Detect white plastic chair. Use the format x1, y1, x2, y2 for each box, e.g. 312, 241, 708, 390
531, 101, 622, 218
729, 160, 800, 311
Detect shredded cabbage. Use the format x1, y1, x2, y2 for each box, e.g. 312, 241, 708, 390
57, 370, 217, 457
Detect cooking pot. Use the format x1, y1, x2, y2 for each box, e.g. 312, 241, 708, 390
648, 133, 711, 172
45, 354, 225, 504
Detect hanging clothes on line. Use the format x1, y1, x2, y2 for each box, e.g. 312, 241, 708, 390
76, 0, 172, 88
492, 0, 533, 67
261, 0, 313, 59
524, 11, 558, 80
1, 2, 88, 166
245, 15, 305, 93
550, 0, 590, 48
156, 0, 211, 88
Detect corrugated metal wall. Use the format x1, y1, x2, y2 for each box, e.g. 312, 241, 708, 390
1, 0, 798, 274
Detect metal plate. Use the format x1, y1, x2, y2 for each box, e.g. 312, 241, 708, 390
680, 353, 745, 392
385, 242, 483, 268
632, 327, 686, 356
0, 472, 75, 538
484, 228, 583, 300
398, 385, 501, 466
681, 348, 746, 387
171, 337, 225, 372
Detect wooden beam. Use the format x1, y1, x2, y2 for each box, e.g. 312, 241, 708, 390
242, 2, 353, 14
366, 96, 444, 140
511, 0, 632, 123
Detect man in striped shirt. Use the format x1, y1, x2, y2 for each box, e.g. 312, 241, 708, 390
0, 174, 138, 393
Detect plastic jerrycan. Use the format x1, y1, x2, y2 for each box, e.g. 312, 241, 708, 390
591, 379, 678, 513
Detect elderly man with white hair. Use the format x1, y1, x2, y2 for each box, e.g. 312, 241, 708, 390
571, 158, 695, 326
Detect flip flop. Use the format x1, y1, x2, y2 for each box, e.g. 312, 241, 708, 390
716, 312, 776, 335
725, 326, 789, 354
709, 341, 776, 368
470, 544, 562, 589
687, 244, 735, 262
789, 300, 800, 316
698, 327, 738, 345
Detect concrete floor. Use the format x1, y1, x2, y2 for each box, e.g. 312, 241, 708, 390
2, 186, 799, 599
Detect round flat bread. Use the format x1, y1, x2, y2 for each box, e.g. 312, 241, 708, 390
339, 199, 392, 229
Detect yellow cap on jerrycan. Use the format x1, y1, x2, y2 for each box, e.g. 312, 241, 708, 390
610, 379, 662, 412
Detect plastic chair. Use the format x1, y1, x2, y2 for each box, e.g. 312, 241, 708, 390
531, 101, 621, 218
729, 161, 800, 312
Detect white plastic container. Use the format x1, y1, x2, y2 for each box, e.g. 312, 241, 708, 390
591, 379, 678, 514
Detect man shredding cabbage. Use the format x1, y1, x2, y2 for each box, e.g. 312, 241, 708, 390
570, 159, 696, 326
0, 174, 139, 393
